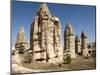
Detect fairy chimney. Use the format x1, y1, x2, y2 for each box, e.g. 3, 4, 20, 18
30, 3, 63, 63
64, 22, 76, 58
15, 26, 28, 53
81, 31, 90, 57
75, 35, 81, 54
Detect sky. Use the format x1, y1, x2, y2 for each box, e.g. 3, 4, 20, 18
11, 1, 96, 47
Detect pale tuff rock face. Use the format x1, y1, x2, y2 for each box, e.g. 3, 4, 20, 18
15, 26, 28, 52
12, 47, 16, 55
12, 51, 34, 74
30, 3, 63, 63
14, 3, 93, 66
53, 16, 63, 62
64, 22, 76, 58
65, 22, 73, 35
16, 26, 27, 43
81, 31, 90, 57
12, 52, 23, 65
37, 3, 52, 18
75, 35, 81, 54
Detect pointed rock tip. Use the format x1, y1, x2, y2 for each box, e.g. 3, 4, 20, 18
19, 25, 24, 32
76, 35, 80, 41
37, 2, 52, 17
39, 3, 49, 12
65, 21, 72, 30
41, 3, 47, 7
67, 22, 72, 28
81, 31, 87, 38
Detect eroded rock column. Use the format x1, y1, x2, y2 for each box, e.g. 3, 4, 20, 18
81, 31, 90, 57
64, 22, 76, 58
75, 35, 81, 54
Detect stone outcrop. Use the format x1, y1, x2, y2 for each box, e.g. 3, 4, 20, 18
13, 3, 94, 65
75, 35, 81, 54
30, 3, 63, 63
64, 22, 76, 58
15, 26, 28, 53
81, 31, 90, 57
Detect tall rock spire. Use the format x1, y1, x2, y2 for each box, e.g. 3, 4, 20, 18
16, 26, 27, 44
30, 3, 63, 63
64, 22, 76, 58
15, 26, 28, 53
81, 31, 90, 57
75, 35, 81, 54
65, 22, 73, 35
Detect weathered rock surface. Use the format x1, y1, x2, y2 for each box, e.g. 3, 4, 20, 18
64, 22, 76, 58
75, 35, 81, 54
12, 3, 96, 74
30, 3, 63, 63
81, 31, 90, 57
15, 26, 28, 53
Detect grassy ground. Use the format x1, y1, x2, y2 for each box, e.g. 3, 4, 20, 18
21, 56, 96, 73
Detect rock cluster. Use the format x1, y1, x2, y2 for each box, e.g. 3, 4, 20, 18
13, 3, 95, 64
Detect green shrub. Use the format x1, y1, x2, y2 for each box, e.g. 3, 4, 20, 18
63, 54, 72, 64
